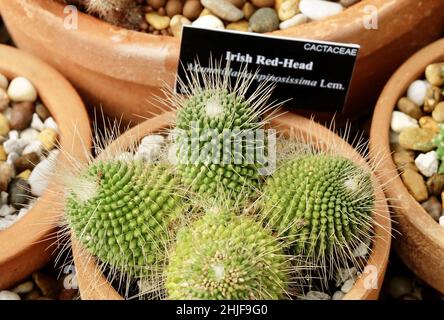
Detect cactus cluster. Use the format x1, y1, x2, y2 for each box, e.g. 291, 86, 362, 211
166, 210, 289, 300
64, 64, 376, 300
174, 88, 267, 198
261, 154, 374, 266
66, 160, 185, 278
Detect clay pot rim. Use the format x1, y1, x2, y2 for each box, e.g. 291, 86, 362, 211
35, 0, 398, 82
0, 44, 92, 284
370, 38, 444, 247
73, 111, 391, 300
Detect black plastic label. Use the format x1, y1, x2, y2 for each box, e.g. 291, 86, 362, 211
176, 26, 360, 113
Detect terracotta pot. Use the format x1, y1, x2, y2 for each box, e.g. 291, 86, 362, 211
1, 0, 443, 126
370, 38, 444, 293
0, 44, 91, 289
73, 111, 391, 300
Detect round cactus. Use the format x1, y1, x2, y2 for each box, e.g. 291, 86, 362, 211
165, 210, 289, 300
261, 154, 374, 257
174, 89, 268, 197
66, 160, 185, 277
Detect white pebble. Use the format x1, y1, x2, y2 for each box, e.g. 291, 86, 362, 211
390, 111, 418, 133
415, 151, 438, 177
335, 267, 357, 286
332, 291, 345, 300
44, 117, 58, 133
0, 74, 9, 90
7, 77, 37, 102
23, 140, 43, 156
0, 290, 21, 300
407, 80, 429, 106
305, 291, 331, 300
20, 128, 39, 144
192, 15, 225, 30
136, 135, 165, 162
341, 279, 355, 294
279, 13, 308, 30
4, 138, 27, 155
299, 0, 343, 21
352, 241, 369, 257
439, 216, 444, 228
12, 281, 34, 294
8, 130, 19, 140
6, 152, 19, 166
28, 156, 56, 197
31, 113, 44, 131
140, 134, 165, 146
0, 205, 15, 217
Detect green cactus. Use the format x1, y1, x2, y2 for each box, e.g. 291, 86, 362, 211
261, 153, 374, 260
165, 210, 289, 300
174, 86, 271, 198
66, 160, 185, 278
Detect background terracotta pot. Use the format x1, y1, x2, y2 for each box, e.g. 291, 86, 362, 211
73, 111, 391, 300
370, 38, 444, 293
0, 45, 91, 289
1, 0, 443, 126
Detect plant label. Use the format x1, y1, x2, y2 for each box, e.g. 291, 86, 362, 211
176, 26, 360, 113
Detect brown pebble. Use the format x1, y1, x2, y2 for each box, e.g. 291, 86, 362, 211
227, 0, 246, 8
432, 101, 444, 122
10, 102, 35, 130
13, 152, 40, 173
24, 289, 42, 300
35, 103, 50, 120
147, 0, 166, 10
158, 7, 166, 16
58, 288, 78, 300
32, 272, 61, 299
0, 162, 13, 193
421, 196, 442, 221
401, 169, 429, 202
397, 97, 422, 120
427, 174, 444, 196
424, 86, 442, 113
183, 0, 203, 20
0, 88, 9, 111
8, 178, 31, 209
242, 2, 256, 19
419, 116, 440, 133
166, 0, 183, 17
392, 150, 416, 172
251, 0, 275, 7
425, 63, 444, 87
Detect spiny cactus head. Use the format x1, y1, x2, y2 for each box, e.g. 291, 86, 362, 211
261, 153, 374, 259
171, 65, 279, 199
176, 89, 260, 131
66, 160, 185, 278
165, 210, 289, 300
